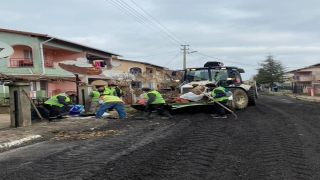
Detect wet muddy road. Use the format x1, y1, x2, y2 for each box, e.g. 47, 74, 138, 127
1, 92, 320, 180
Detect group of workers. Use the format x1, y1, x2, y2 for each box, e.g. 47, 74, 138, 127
43, 81, 230, 121
44, 83, 171, 121
44, 84, 124, 121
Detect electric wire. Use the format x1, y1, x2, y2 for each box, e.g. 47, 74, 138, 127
188, 51, 203, 64
195, 52, 260, 67
164, 52, 181, 66
108, 0, 180, 46
124, 50, 180, 58
130, 0, 187, 45
118, 0, 182, 45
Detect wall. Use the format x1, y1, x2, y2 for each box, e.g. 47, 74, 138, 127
112, 59, 146, 72
111, 59, 165, 88
47, 78, 85, 96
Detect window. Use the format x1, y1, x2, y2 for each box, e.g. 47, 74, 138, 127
131, 81, 142, 88
30, 82, 36, 91
130, 67, 142, 74
23, 50, 33, 61
40, 81, 47, 90
148, 81, 154, 88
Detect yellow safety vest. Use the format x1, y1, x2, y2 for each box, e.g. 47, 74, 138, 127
102, 95, 124, 103
211, 86, 229, 102
104, 86, 115, 95
145, 90, 165, 104
92, 90, 102, 102
44, 93, 70, 107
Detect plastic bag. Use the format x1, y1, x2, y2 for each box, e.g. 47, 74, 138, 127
137, 98, 146, 104
69, 105, 85, 115
180, 92, 204, 102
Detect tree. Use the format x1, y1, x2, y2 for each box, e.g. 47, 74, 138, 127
255, 54, 286, 86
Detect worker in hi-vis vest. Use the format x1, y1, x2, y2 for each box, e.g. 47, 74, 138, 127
108, 83, 124, 98
88, 85, 107, 114
95, 94, 126, 119
44, 91, 76, 121
140, 87, 171, 118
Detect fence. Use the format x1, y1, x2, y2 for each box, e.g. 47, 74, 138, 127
265, 85, 304, 94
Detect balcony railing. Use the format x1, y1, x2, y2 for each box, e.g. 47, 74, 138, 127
296, 75, 312, 82
10, 58, 33, 67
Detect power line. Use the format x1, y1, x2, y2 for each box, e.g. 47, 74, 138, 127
130, 0, 187, 45
124, 50, 180, 58
107, 0, 180, 46
188, 52, 203, 65
195, 52, 260, 67
164, 52, 181, 66
117, 0, 181, 45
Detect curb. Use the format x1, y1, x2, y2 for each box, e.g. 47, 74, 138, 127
0, 135, 42, 149
281, 93, 320, 103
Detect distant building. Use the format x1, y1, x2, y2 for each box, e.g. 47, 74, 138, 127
286, 63, 320, 94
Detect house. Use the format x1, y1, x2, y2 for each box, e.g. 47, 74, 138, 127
109, 57, 169, 89
286, 63, 320, 94
0, 28, 120, 99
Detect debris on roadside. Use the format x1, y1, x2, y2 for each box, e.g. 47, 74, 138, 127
51, 130, 121, 140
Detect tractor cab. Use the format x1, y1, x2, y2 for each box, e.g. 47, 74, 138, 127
177, 61, 245, 93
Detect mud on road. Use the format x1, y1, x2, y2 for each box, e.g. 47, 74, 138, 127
1, 92, 320, 180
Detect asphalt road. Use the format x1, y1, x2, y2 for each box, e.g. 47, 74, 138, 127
1, 92, 320, 180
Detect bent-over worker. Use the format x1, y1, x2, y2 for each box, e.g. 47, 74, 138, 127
206, 83, 229, 119
44, 91, 75, 121
95, 94, 126, 119
141, 87, 171, 118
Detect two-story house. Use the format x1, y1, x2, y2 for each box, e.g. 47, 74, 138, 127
0, 28, 120, 99
287, 63, 320, 94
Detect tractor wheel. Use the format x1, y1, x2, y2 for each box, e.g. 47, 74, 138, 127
226, 100, 236, 111
248, 87, 256, 106
233, 89, 249, 109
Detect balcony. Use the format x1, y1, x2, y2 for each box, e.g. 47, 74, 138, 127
296, 75, 312, 82
10, 58, 33, 67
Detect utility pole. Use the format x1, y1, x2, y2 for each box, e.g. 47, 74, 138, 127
181, 45, 189, 69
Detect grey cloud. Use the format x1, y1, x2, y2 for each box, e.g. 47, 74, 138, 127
1, 0, 320, 80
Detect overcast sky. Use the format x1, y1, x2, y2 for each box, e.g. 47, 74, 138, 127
1, 0, 320, 80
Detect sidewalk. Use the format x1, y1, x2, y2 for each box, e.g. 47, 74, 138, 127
0, 115, 107, 151
0, 105, 137, 151
267, 91, 320, 102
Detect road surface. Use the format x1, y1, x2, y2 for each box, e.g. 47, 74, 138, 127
1, 92, 320, 180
